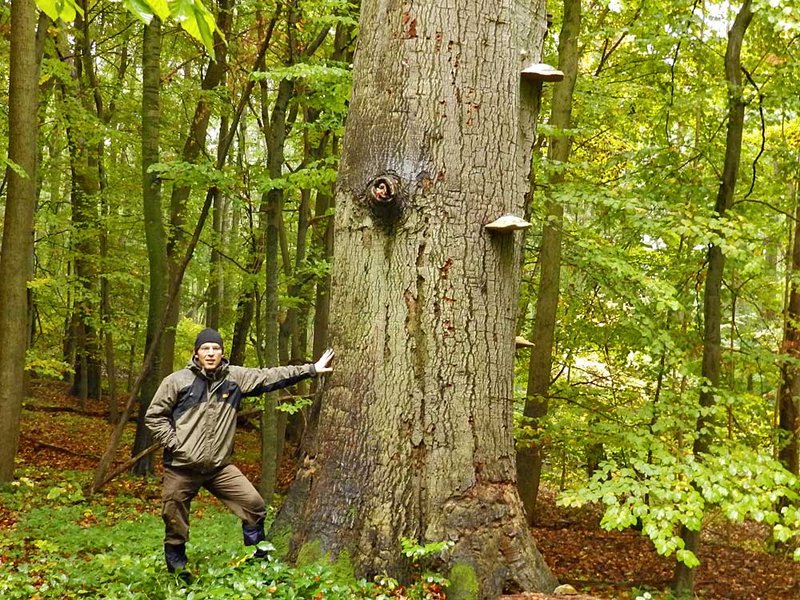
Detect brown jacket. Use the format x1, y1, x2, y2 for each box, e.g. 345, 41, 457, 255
145, 358, 315, 473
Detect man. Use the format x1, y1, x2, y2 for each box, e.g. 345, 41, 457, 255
145, 327, 334, 577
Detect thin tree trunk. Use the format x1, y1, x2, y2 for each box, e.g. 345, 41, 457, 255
206, 116, 230, 330
131, 0, 234, 473
777, 188, 800, 474
64, 6, 102, 401
0, 0, 39, 483
258, 70, 293, 500
673, 1, 754, 595
132, 18, 166, 476
161, 0, 234, 373
226, 9, 283, 366
516, 0, 581, 525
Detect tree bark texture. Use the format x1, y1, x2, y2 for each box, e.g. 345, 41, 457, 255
0, 0, 38, 483
274, 0, 556, 595
673, 1, 753, 595
516, 0, 581, 526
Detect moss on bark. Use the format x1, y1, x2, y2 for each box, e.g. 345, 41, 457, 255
447, 562, 479, 600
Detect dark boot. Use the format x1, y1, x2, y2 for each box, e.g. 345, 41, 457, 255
242, 518, 265, 547
243, 518, 269, 559
164, 543, 188, 572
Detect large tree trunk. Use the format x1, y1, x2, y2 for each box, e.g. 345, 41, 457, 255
673, 1, 753, 595
777, 188, 800, 475
0, 0, 38, 483
272, 0, 557, 595
516, 0, 581, 526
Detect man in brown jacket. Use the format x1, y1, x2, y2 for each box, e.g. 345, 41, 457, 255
145, 328, 334, 578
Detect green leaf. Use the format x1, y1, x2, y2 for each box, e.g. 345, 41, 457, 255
676, 549, 700, 568
148, 0, 171, 20
122, 0, 155, 23
169, 0, 220, 58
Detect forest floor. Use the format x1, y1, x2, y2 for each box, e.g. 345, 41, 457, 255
3, 380, 800, 600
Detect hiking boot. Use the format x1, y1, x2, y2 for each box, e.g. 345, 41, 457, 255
164, 543, 188, 573
242, 518, 266, 546
172, 568, 193, 585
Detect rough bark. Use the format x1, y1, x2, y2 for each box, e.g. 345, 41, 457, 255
0, 0, 38, 483
673, 1, 754, 595
516, 0, 581, 526
272, 0, 556, 595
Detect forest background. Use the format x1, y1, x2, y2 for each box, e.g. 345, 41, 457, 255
1, 0, 800, 598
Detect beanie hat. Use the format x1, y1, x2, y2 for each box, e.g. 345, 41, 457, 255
194, 328, 224, 352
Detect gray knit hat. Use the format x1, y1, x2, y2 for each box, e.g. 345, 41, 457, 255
194, 328, 224, 352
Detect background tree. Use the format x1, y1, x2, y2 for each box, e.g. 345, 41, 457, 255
0, 0, 39, 483
516, 0, 581, 525
673, 2, 754, 594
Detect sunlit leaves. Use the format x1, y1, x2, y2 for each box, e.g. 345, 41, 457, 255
36, 0, 82, 21
560, 446, 800, 566
168, 0, 219, 56
35, 0, 218, 56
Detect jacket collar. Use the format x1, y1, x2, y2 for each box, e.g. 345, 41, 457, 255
189, 356, 230, 381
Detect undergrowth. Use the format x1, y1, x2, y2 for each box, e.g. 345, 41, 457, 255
0, 467, 386, 599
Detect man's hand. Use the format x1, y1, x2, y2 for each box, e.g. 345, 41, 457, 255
314, 348, 335, 374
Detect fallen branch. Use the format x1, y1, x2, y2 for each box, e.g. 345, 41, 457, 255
23, 404, 135, 421
22, 437, 100, 460
92, 442, 161, 493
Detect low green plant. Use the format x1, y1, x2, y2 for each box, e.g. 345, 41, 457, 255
0, 470, 382, 599
372, 537, 454, 600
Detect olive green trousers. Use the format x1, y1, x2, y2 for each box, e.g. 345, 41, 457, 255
161, 464, 266, 546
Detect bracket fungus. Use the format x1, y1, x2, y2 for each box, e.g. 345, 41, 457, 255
515, 335, 535, 348
484, 214, 531, 233
520, 63, 564, 83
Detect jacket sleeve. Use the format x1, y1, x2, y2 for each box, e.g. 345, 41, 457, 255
231, 363, 317, 396
144, 375, 180, 450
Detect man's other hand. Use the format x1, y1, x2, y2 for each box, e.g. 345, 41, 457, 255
314, 348, 335, 374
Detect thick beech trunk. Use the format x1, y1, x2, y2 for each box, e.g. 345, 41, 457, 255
273, 0, 556, 595
0, 0, 38, 483
516, 0, 581, 525
673, 1, 753, 595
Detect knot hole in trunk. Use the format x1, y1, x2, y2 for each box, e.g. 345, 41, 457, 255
365, 171, 405, 225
